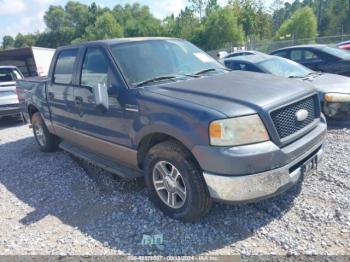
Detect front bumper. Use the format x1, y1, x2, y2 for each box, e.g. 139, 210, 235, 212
203, 142, 324, 202
0, 104, 20, 117
194, 118, 327, 203
192, 120, 327, 176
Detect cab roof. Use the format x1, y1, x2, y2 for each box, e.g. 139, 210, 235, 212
272, 44, 327, 53
57, 37, 180, 51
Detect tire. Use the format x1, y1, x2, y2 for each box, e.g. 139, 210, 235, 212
144, 140, 212, 222
31, 112, 59, 152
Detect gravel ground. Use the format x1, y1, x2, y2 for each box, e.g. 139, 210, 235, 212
0, 116, 349, 256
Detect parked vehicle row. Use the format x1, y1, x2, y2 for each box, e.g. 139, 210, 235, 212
223, 53, 350, 119
17, 38, 326, 221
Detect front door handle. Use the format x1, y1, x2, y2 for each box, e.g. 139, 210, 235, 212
75, 96, 83, 106
48, 92, 54, 100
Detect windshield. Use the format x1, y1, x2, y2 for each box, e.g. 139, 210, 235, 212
322, 46, 350, 59
258, 58, 313, 78
0, 68, 23, 83
110, 39, 225, 86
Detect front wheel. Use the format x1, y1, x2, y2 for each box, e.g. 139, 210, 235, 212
31, 112, 59, 152
144, 141, 212, 222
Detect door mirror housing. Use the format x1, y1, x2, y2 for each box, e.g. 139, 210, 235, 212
95, 83, 109, 111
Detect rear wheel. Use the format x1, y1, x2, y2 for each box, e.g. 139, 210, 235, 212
144, 140, 212, 222
31, 112, 59, 152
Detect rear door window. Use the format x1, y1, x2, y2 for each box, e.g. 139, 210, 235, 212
53, 49, 78, 84
224, 61, 233, 69
304, 50, 323, 62
290, 50, 303, 62
273, 50, 288, 58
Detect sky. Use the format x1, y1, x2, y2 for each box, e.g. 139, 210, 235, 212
0, 0, 278, 40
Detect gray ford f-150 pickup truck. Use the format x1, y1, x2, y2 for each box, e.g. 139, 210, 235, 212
17, 38, 327, 221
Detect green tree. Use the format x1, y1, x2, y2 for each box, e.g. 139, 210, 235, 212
44, 6, 68, 31
169, 7, 201, 41
271, 0, 287, 32
36, 29, 75, 48
202, 7, 244, 50
324, 0, 350, 35
113, 3, 162, 37
276, 6, 317, 41
65, 1, 89, 37
256, 1, 273, 40
14, 34, 27, 48
236, 0, 259, 38
189, 0, 208, 20
43, 3, 76, 46
162, 14, 177, 36
205, 0, 220, 16
84, 12, 123, 41
2, 35, 15, 49
13, 33, 37, 48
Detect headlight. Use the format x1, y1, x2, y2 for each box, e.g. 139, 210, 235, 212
209, 114, 269, 146
324, 93, 350, 102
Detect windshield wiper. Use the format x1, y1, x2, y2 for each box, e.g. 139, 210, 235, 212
192, 68, 219, 76
288, 75, 303, 79
135, 75, 177, 87
189, 68, 229, 77
302, 72, 320, 80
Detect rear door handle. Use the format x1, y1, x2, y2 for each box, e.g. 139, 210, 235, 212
48, 92, 54, 100
75, 96, 83, 106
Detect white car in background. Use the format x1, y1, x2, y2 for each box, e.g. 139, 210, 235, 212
0, 66, 23, 118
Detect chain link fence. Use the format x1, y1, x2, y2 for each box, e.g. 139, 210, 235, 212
207, 34, 350, 58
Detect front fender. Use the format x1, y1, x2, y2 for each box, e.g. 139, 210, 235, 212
132, 90, 226, 150
133, 113, 208, 150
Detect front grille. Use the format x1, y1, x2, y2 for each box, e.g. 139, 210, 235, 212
271, 96, 317, 139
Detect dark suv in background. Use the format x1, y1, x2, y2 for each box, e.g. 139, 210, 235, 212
271, 45, 350, 76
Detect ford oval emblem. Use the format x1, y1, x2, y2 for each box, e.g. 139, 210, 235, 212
296, 109, 309, 122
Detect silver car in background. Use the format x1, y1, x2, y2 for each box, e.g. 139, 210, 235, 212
0, 66, 23, 118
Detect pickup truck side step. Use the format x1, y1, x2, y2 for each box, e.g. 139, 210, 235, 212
59, 141, 143, 179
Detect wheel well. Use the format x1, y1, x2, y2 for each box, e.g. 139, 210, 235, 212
137, 133, 200, 170
27, 105, 38, 121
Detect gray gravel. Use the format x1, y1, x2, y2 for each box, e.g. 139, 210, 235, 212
0, 116, 349, 256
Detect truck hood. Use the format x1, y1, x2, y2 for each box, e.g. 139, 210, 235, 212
146, 71, 315, 117
305, 73, 350, 94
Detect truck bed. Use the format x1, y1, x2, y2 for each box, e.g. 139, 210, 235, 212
16, 77, 50, 123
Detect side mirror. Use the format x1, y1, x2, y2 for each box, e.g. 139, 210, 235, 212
95, 83, 109, 111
